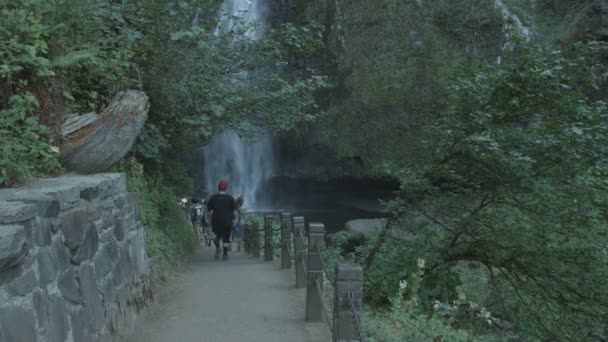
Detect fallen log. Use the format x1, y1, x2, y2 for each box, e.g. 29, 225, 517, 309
60, 90, 149, 174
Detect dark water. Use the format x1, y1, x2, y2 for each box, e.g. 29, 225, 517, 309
245, 177, 396, 233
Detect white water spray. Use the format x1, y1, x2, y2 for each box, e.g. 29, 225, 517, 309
202, 131, 274, 209
495, 0, 532, 54
214, 0, 264, 39
202, 0, 273, 209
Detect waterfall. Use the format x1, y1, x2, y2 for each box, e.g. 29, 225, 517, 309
494, 0, 533, 65
202, 131, 274, 209
214, 0, 265, 39
495, 0, 532, 52
201, 0, 272, 209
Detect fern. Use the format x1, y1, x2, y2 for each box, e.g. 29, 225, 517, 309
50, 50, 96, 69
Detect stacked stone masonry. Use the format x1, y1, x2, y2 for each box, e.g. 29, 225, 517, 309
0, 174, 154, 342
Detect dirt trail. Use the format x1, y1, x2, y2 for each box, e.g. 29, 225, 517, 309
125, 246, 331, 342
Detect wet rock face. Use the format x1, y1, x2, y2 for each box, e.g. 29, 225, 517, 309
345, 218, 387, 237
0, 174, 157, 342
0, 224, 28, 271
587, 0, 608, 40
569, 0, 608, 40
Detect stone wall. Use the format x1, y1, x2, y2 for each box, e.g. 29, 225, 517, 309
0, 174, 154, 342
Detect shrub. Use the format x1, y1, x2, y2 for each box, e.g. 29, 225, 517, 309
124, 160, 196, 267
0, 94, 61, 186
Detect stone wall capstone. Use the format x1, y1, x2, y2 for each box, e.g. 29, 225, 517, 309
0, 174, 155, 342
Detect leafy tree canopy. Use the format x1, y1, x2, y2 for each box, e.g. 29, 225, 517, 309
383, 41, 608, 340
0, 0, 328, 185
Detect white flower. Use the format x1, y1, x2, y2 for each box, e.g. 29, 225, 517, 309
432, 300, 440, 310
478, 308, 491, 320
458, 293, 466, 302
417, 258, 426, 269
399, 280, 408, 290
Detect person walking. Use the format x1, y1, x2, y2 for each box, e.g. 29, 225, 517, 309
190, 198, 203, 241
206, 180, 238, 261
201, 199, 212, 247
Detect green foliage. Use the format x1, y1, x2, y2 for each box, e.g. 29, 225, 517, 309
41, 0, 143, 112
297, 0, 507, 170
50, 50, 96, 69
124, 160, 197, 266
293, 1, 608, 339
133, 6, 329, 160
0, 93, 61, 186
365, 309, 504, 342
329, 234, 508, 340
1, 0, 143, 110
0, 0, 53, 83
320, 246, 344, 285
385, 41, 608, 340
133, 124, 171, 163
0, 0, 62, 186
0, 0, 145, 186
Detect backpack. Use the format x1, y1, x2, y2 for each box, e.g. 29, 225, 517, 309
191, 204, 202, 220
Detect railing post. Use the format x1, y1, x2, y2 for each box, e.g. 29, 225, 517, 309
281, 213, 292, 269
244, 223, 251, 255
264, 215, 274, 262
243, 223, 248, 254
252, 222, 261, 258
306, 223, 325, 322
334, 264, 364, 342
293, 216, 306, 288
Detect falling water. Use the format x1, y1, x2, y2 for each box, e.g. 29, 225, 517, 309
495, 0, 532, 51
214, 0, 265, 39
494, 0, 534, 65
201, 0, 273, 209
202, 132, 274, 209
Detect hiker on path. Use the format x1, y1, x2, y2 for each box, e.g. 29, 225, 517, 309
201, 198, 212, 247
206, 180, 238, 261
190, 199, 204, 241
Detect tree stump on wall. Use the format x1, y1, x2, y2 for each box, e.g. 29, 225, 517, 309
60, 90, 149, 174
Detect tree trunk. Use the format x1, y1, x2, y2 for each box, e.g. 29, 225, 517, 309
365, 219, 393, 268
59, 90, 149, 174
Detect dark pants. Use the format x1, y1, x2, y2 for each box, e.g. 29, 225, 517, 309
213, 225, 231, 255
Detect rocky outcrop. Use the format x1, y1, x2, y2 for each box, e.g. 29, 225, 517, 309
275, 134, 368, 181
60, 91, 149, 174
344, 218, 387, 237
328, 218, 387, 248
0, 174, 156, 342
575, 0, 608, 40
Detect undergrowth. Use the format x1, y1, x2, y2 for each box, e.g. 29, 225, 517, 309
326, 232, 511, 341
122, 160, 197, 273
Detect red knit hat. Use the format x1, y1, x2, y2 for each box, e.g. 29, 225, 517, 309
218, 179, 228, 191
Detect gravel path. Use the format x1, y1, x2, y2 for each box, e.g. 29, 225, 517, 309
125, 246, 331, 342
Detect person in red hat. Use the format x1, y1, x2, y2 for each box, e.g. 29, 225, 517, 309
206, 179, 238, 261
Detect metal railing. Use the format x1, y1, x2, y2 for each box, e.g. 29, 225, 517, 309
304, 221, 365, 342
244, 213, 365, 342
